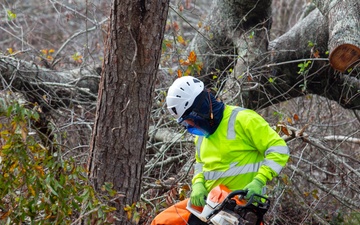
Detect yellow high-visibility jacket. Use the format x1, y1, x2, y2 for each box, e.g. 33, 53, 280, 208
192, 105, 290, 192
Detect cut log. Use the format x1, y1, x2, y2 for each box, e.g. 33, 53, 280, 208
313, 0, 360, 72
330, 44, 360, 72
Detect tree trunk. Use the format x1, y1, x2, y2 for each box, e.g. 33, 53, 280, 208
87, 0, 169, 224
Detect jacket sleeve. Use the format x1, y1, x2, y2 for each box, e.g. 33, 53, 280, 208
239, 110, 290, 184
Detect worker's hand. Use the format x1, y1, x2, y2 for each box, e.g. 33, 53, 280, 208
244, 178, 265, 199
190, 182, 208, 207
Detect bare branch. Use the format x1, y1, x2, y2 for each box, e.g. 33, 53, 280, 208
289, 164, 360, 209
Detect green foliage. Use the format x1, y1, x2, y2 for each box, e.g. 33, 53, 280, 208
0, 100, 116, 224
298, 60, 312, 92
307, 41, 314, 47
344, 211, 360, 225
71, 52, 83, 64
268, 77, 276, 83
297, 60, 311, 75
272, 111, 284, 120
248, 30, 255, 39
6, 10, 17, 21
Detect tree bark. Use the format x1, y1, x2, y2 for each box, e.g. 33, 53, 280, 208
87, 0, 169, 224
189, 0, 272, 86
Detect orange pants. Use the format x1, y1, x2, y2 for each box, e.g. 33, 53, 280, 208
151, 199, 203, 225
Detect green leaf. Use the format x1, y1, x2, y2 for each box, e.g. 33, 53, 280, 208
249, 31, 255, 39
7, 10, 17, 20
268, 77, 276, 83
47, 184, 59, 197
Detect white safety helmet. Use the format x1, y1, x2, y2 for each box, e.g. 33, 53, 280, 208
166, 76, 204, 120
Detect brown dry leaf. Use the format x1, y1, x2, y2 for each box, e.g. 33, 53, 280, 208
169, 187, 177, 198
21, 128, 27, 141
293, 113, 300, 121
277, 123, 290, 136
281, 126, 290, 136
177, 69, 182, 78
188, 51, 197, 64
166, 195, 173, 205
313, 49, 320, 58
0, 210, 11, 220
106, 213, 117, 223
247, 75, 252, 81
179, 58, 190, 66
182, 184, 190, 191
173, 22, 180, 32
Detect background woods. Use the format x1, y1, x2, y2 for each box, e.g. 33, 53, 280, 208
0, 0, 360, 224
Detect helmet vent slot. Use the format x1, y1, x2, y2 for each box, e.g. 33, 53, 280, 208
170, 107, 178, 115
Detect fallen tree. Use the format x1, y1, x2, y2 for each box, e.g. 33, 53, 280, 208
1, 1, 359, 112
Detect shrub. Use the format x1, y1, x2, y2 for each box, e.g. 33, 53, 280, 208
0, 100, 115, 224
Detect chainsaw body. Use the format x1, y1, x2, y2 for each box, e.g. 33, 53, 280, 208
186, 185, 270, 225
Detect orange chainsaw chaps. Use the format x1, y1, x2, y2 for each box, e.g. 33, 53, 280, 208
208, 184, 247, 206
151, 199, 200, 225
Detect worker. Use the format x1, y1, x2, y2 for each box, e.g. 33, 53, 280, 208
151, 76, 290, 224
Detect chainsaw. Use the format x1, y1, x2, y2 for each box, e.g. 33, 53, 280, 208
186, 185, 270, 225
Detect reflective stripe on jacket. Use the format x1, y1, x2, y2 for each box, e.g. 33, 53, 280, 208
192, 105, 289, 192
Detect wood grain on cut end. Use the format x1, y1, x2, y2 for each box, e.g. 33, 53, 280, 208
329, 43, 360, 72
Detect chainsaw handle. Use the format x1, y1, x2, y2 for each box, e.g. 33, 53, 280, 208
244, 193, 271, 210
225, 189, 248, 200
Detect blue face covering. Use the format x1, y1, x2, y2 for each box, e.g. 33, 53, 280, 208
178, 91, 224, 137
187, 127, 208, 136
179, 113, 211, 137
